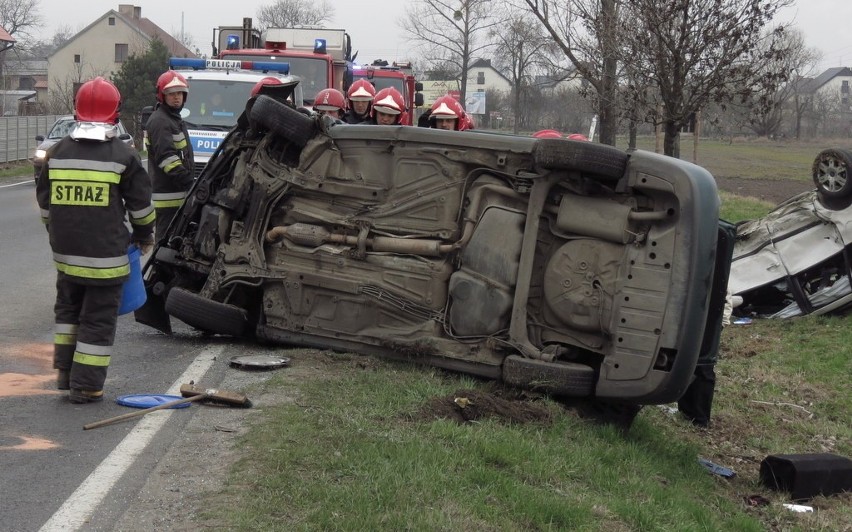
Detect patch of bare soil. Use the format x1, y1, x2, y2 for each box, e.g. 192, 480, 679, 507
413, 386, 554, 425
713, 176, 812, 205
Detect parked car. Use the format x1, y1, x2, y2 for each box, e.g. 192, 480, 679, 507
32, 116, 135, 180
135, 95, 730, 405
728, 148, 852, 319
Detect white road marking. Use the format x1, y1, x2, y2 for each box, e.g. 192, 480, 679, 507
0, 179, 34, 188
38, 345, 224, 532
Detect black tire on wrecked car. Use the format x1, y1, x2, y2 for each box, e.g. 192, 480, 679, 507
165, 287, 247, 337
532, 138, 629, 181
502, 355, 595, 397
250, 95, 317, 148
812, 148, 852, 200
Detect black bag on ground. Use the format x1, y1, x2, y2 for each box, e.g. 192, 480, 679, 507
759, 453, 852, 500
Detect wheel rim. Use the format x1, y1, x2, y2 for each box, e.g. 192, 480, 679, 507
817, 157, 848, 192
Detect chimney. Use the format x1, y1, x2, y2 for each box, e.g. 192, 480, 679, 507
118, 5, 141, 19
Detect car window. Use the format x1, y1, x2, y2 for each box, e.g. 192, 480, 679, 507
48, 119, 76, 139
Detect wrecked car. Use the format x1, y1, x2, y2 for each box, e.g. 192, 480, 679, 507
728, 148, 852, 319
136, 93, 729, 405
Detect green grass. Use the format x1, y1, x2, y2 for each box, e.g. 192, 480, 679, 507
196, 318, 851, 531
0, 160, 33, 179
719, 191, 775, 223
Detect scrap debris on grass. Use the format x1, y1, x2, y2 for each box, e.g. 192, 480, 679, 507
413, 388, 554, 425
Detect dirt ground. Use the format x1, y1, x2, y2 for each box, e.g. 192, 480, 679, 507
713, 176, 812, 205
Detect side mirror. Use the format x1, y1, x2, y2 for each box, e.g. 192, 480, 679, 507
141, 105, 154, 130
35, 135, 44, 142
119, 133, 132, 141
415, 82, 423, 92
414, 93, 424, 107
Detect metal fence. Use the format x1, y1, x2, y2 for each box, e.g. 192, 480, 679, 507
0, 115, 64, 163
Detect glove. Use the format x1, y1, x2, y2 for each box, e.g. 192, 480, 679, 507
131, 236, 154, 255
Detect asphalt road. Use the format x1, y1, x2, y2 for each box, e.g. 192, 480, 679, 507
0, 176, 250, 531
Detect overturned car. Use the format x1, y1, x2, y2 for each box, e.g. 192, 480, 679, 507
136, 93, 729, 405
728, 148, 852, 319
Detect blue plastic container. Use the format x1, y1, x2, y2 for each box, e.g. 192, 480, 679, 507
119, 245, 146, 315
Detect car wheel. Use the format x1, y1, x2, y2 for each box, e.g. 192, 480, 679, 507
250, 95, 317, 147
502, 355, 595, 397
165, 287, 247, 337
532, 138, 629, 181
812, 148, 852, 199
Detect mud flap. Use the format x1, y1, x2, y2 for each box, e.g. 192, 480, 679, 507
133, 285, 172, 334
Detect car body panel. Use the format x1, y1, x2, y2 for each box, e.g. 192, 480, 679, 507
729, 190, 852, 318
136, 97, 727, 405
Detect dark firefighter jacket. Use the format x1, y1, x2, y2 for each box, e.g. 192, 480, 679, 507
36, 135, 155, 285
145, 103, 194, 209
343, 109, 371, 124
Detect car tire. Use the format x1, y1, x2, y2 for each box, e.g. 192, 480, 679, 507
165, 287, 247, 337
502, 355, 595, 397
532, 138, 629, 181
812, 148, 852, 199
250, 95, 317, 147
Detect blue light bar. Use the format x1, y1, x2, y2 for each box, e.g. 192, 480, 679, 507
167, 57, 289, 74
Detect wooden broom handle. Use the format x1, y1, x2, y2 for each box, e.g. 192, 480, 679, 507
83, 394, 208, 430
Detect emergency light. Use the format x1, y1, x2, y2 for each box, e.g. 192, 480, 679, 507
226, 34, 240, 50
314, 38, 327, 54
168, 57, 290, 74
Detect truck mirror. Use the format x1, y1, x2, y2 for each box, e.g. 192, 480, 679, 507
140, 105, 154, 130
415, 93, 424, 107
415, 82, 423, 92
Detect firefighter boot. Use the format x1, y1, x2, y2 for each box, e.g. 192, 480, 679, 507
57, 369, 71, 390
69, 388, 104, 404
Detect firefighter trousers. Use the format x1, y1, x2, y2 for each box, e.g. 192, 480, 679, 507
53, 276, 122, 392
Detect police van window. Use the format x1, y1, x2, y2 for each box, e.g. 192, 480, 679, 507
181, 79, 255, 128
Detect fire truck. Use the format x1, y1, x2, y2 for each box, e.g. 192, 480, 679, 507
214, 21, 423, 122
352, 60, 424, 126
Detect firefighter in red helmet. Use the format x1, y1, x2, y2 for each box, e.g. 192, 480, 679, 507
343, 79, 375, 124
429, 95, 473, 131
313, 88, 347, 119
36, 77, 155, 403
145, 70, 194, 241
371, 87, 406, 125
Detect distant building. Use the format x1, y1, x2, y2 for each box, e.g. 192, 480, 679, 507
47, 4, 197, 108
795, 66, 852, 136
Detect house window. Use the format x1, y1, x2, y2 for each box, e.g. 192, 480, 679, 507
74, 54, 81, 63
108, 17, 115, 26
842, 80, 849, 94
115, 44, 129, 63
477, 72, 485, 85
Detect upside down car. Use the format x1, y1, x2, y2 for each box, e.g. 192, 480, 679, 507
728, 148, 852, 319
136, 87, 731, 406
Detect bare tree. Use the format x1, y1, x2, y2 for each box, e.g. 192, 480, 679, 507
401, 0, 499, 103
619, 0, 792, 157
521, 0, 621, 146
0, 0, 41, 39
490, 8, 552, 133
743, 28, 821, 138
256, 0, 335, 31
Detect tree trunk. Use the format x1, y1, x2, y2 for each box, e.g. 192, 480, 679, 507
664, 120, 680, 158
513, 85, 521, 134
628, 119, 637, 150
597, 0, 619, 146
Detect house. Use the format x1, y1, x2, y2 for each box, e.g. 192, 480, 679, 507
47, 4, 197, 107
464, 58, 512, 95
795, 66, 852, 136
799, 67, 852, 110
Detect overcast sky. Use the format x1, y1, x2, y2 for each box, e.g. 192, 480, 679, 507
28, 0, 852, 73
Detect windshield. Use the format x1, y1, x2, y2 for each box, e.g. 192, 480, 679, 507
221, 54, 328, 102
182, 79, 260, 128
48, 119, 77, 139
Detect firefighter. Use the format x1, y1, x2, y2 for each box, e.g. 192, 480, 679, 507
370, 87, 406, 125
343, 79, 375, 124
145, 70, 194, 242
36, 77, 155, 403
428, 95, 474, 131
313, 88, 347, 119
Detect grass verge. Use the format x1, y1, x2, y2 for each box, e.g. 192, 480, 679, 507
197, 317, 850, 530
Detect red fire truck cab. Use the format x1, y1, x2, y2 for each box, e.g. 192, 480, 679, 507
352, 61, 424, 125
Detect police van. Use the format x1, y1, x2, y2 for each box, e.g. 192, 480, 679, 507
144, 57, 302, 178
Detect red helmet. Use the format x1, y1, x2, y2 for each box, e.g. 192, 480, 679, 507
313, 88, 347, 113
371, 87, 405, 118
156, 70, 189, 104
251, 76, 284, 98
567, 133, 589, 141
347, 79, 376, 102
75, 77, 122, 124
429, 95, 472, 131
533, 129, 563, 139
